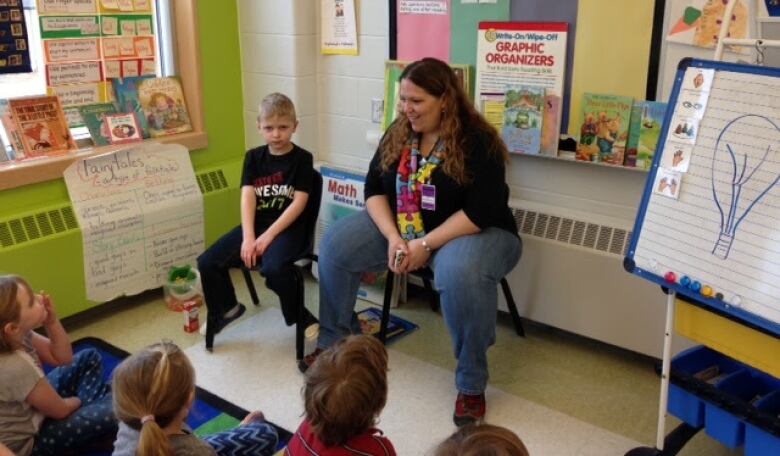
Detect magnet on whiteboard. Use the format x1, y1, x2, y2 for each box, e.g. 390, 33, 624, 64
730, 295, 742, 307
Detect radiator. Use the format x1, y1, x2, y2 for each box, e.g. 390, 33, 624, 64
0, 159, 244, 318
503, 199, 692, 358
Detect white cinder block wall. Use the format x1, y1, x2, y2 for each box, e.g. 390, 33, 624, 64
238, 0, 386, 169
238, 0, 319, 152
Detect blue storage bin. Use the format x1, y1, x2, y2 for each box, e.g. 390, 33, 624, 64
745, 390, 780, 456
668, 346, 745, 427
708, 369, 780, 448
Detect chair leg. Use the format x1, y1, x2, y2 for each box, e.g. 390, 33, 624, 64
423, 278, 440, 312
379, 270, 395, 343
294, 267, 305, 361
205, 303, 216, 352
500, 277, 525, 337
241, 267, 260, 306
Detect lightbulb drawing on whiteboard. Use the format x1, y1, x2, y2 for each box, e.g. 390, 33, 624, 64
711, 114, 780, 260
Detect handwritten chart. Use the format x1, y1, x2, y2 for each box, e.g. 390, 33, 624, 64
64, 143, 203, 302
629, 60, 780, 335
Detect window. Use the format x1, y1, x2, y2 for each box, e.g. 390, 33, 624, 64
0, 0, 206, 191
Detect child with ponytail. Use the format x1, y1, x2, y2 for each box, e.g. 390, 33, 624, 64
111, 341, 278, 456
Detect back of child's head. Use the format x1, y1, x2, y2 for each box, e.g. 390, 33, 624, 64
112, 341, 195, 456
0, 274, 32, 353
434, 424, 529, 456
258, 92, 296, 123
304, 334, 388, 446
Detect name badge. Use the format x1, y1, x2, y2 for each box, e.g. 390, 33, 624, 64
421, 184, 436, 211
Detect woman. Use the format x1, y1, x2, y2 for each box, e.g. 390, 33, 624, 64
305, 57, 521, 427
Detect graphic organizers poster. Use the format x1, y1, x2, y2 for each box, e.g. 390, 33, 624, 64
475, 22, 567, 156
64, 143, 204, 302
312, 166, 388, 304
0, 0, 32, 73
321, 0, 357, 55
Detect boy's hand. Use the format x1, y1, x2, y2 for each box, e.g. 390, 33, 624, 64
40, 292, 58, 326
241, 238, 257, 269
254, 232, 275, 257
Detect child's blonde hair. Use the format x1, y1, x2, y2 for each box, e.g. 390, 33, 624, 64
112, 341, 195, 456
434, 423, 530, 456
258, 92, 296, 122
304, 335, 388, 446
0, 275, 33, 353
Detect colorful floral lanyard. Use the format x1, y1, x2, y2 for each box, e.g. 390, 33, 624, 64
395, 135, 445, 240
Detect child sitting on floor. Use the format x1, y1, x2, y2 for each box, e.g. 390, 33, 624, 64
285, 334, 396, 455
111, 340, 278, 456
433, 423, 529, 456
0, 274, 116, 456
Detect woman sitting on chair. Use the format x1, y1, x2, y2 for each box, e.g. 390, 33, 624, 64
303, 57, 522, 427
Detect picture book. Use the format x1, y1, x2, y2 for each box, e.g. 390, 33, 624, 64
0, 135, 8, 163
136, 76, 193, 137
502, 86, 544, 155
104, 112, 143, 144
112, 75, 153, 138
0, 100, 24, 159
9, 95, 77, 159
357, 307, 418, 344
624, 101, 644, 167
79, 102, 119, 146
575, 93, 633, 166
476, 22, 568, 154
636, 101, 668, 170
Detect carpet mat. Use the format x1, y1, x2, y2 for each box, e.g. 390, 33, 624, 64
44, 337, 292, 455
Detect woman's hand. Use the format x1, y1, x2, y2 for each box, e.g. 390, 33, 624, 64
387, 236, 408, 273
405, 238, 431, 271
240, 237, 257, 269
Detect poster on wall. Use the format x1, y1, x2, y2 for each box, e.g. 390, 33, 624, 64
0, 2, 33, 74
312, 166, 388, 304
475, 21, 568, 156
63, 143, 204, 302
666, 0, 753, 53
321, 0, 358, 55
397, 0, 451, 61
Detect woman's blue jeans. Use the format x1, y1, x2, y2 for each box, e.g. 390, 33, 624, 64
317, 210, 522, 395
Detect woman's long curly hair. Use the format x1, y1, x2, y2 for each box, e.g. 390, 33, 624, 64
380, 57, 508, 185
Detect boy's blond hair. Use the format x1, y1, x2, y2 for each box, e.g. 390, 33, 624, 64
0, 275, 33, 353
258, 92, 296, 122
304, 335, 388, 446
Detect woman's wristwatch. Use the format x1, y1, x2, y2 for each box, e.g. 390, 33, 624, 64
421, 237, 433, 252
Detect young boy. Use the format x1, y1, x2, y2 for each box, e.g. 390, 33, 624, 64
197, 92, 318, 337
285, 335, 396, 455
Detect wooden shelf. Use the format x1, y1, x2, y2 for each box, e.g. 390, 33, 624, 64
0, 131, 208, 191
512, 150, 650, 173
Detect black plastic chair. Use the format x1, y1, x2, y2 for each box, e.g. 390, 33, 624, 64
378, 267, 525, 342
205, 170, 323, 362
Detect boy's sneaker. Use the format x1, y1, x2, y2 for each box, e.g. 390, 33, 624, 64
298, 347, 324, 373
302, 310, 320, 340
453, 392, 486, 427
207, 303, 246, 335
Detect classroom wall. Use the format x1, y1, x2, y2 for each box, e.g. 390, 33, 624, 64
0, 1, 246, 315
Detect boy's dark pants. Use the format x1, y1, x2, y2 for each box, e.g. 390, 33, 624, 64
198, 221, 307, 326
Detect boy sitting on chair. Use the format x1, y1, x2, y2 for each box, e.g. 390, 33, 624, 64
197, 92, 318, 338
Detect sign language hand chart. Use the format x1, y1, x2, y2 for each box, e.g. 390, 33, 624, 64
64, 142, 204, 302
629, 60, 780, 334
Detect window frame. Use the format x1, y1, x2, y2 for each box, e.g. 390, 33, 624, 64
0, 0, 206, 191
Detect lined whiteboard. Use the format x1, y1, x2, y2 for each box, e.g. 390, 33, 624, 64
628, 59, 780, 336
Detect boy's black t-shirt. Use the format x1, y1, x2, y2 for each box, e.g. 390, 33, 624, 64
240, 144, 314, 227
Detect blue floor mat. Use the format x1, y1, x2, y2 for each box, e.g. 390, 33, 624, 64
43, 337, 292, 455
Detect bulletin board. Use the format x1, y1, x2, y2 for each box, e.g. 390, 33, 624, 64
626, 58, 780, 337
